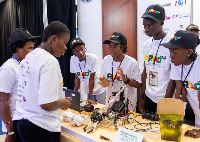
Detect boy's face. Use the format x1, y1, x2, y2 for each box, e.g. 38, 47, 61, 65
108, 42, 124, 58
17, 40, 34, 60
143, 18, 163, 37
72, 44, 86, 61
51, 33, 70, 57
169, 48, 190, 66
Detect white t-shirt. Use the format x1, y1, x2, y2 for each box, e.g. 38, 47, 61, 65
100, 55, 141, 111
170, 55, 200, 125
70, 53, 105, 95
0, 58, 19, 132
143, 34, 172, 103
196, 44, 200, 54
13, 48, 64, 132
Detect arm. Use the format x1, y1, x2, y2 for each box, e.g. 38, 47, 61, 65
138, 62, 146, 113
74, 74, 80, 91
87, 73, 97, 104
0, 92, 15, 142
116, 67, 141, 88
40, 98, 70, 111
174, 80, 182, 99
99, 76, 109, 87
181, 86, 187, 102
165, 79, 176, 98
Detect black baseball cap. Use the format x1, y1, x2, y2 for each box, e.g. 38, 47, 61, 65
186, 24, 199, 31
162, 30, 199, 51
8, 28, 40, 46
103, 32, 127, 45
141, 4, 165, 23
70, 38, 85, 49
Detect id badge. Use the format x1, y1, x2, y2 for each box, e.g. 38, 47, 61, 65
149, 71, 158, 86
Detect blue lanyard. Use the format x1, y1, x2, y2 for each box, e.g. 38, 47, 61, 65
12, 56, 20, 64
79, 59, 86, 79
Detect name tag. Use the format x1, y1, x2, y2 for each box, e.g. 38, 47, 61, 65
149, 71, 158, 86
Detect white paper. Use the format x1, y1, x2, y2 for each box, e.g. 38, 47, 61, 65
112, 127, 144, 142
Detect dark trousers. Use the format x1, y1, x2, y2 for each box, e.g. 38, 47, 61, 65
144, 94, 157, 114
13, 119, 60, 142
185, 98, 195, 121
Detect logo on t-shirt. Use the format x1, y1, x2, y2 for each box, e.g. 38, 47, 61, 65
145, 54, 166, 63
183, 81, 200, 91
107, 73, 122, 81
76, 72, 90, 77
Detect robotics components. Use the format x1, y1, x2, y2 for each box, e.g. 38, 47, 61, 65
83, 108, 103, 133
84, 85, 134, 133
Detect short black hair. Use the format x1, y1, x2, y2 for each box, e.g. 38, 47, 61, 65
120, 44, 127, 53
189, 52, 197, 61
9, 39, 33, 54
42, 21, 70, 42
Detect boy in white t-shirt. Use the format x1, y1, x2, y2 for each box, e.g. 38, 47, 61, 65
186, 24, 200, 54
70, 38, 106, 105
99, 32, 141, 111
162, 30, 200, 127
138, 4, 172, 115
13, 21, 71, 142
0, 28, 40, 142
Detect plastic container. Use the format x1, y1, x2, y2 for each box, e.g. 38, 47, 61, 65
159, 114, 184, 142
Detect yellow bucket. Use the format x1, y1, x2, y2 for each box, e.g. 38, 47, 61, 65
159, 114, 184, 142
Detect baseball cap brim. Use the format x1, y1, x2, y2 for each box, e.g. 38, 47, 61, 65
8, 35, 41, 46
162, 42, 181, 49
103, 39, 121, 44
141, 15, 161, 23
70, 41, 85, 49
188, 28, 200, 31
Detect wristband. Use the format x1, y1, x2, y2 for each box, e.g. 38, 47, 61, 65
7, 131, 14, 135
123, 77, 130, 84
4, 120, 12, 127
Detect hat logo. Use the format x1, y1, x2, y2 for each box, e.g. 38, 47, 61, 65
111, 35, 119, 38
27, 31, 30, 34
173, 35, 181, 40
72, 39, 80, 44
188, 25, 197, 29
148, 9, 160, 14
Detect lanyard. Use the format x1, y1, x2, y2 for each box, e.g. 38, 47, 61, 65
180, 61, 195, 96
152, 35, 165, 68
12, 56, 20, 64
79, 59, 86, 79
111, 55, 124, 86
181, 61, 195, 82
39, 45, 49, 53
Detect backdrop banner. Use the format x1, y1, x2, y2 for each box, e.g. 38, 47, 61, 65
138, 0, 191, 72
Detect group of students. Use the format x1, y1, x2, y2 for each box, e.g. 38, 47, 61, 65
0, 3, 200, 142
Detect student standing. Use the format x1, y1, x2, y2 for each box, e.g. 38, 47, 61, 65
139, 4, 172, 114
99, 32, 141, 111
186, 24, 200, 54
70, 38, 106, 105
13, 21, 71, 142
162, 30, 200, 127
0, 28, 40, 142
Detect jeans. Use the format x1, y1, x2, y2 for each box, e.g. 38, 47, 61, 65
13, 119, 60, 142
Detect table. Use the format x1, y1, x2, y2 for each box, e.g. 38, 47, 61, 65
60, 104, 200, 142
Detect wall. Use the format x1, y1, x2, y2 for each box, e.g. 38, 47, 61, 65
77, 0, 103, 69
102, 0, 138, 59
193, 0, 200, 27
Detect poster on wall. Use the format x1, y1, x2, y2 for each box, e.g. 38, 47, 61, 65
138, 0, 191, 72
